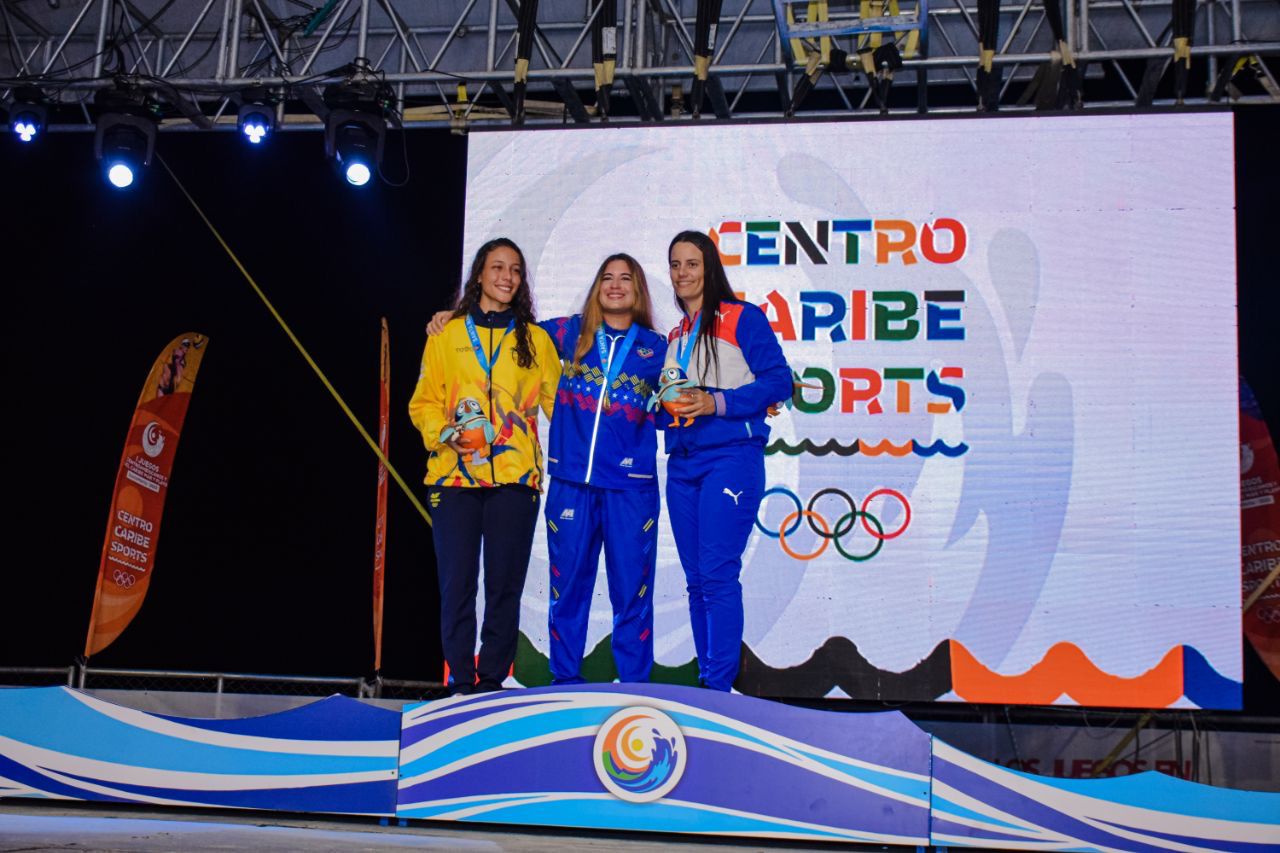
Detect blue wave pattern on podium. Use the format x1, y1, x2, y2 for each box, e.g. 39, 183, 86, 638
930, 739, 1280, 852
395, 683, 931, 844
0, 687, 400, 815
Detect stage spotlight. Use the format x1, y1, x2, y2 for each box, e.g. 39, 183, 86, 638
237, 92, 275, 145
239, 110, 270, 144
345, 160, 372, 186
331, 118, 379, 185
8, 88, 48, 143
94, 106, 157, 189
323, 79, 392, 187
108, 163, 136, 188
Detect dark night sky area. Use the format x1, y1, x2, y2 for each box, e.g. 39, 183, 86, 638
1, 107, 1278, 711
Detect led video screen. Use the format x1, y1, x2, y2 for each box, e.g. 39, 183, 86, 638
462, 113, 1240, 707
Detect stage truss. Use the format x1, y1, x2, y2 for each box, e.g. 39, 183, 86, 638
1, 0, 1278, 129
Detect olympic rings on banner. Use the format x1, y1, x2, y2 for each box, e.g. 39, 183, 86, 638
862, 488, 911, 540
778, 510, 829, 560
754, 487, 803, 538
112, 569, 136, 588
805, 488, 858, 539
755, 486, 910, 562
835, 511, 883, 562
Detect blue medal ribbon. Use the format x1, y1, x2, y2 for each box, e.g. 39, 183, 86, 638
674, 311, 700, 380
595, 322, 639, 406
465, 315, 515, 374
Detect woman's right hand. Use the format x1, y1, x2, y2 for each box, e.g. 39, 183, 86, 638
445, 436, 469, 455
425, 310, 452, 337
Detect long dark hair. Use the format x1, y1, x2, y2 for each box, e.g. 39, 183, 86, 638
669, 230, 736, 385
572, 253, 656, 365
452, 237, 537, 369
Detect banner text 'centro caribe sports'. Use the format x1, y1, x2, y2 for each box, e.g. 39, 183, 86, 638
463, 114, 1241, 708
85, 333, 208, 658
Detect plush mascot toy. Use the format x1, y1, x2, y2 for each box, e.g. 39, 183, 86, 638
440, 397, 496, 459
647, 367, 697, 427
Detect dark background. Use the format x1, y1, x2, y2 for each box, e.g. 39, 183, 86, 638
1, 107, 1277, 710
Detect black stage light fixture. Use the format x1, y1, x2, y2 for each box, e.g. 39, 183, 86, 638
322, 79, 393, 186
94, 88, 158, 189
8, 87, 48, 143
237, 89, 276, 146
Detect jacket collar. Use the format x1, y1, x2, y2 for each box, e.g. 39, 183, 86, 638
469, 304, 516, 328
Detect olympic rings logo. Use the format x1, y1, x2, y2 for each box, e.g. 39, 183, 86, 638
112, 569, 136, 588
754, 486, 911, 562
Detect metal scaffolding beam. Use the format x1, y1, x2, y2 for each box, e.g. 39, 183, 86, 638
2, 0, 1278, 128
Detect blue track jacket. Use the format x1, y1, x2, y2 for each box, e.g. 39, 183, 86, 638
661, 300, 793, 454
542, 315, 668, 490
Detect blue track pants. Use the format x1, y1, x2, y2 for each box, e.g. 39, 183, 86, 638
545, 478, 659, 683
665, 443, 764, 691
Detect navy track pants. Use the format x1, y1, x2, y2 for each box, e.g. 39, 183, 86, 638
429, 484, 541, 691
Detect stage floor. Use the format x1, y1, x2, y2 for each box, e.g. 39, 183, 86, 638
0, 804, 888, 852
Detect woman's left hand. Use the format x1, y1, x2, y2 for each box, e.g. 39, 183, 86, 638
674, 388, 716, 418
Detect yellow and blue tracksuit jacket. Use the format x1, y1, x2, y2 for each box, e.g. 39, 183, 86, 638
409, 306, 560, 490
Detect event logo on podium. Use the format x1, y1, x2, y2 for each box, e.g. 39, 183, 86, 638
593, 707, 686, 803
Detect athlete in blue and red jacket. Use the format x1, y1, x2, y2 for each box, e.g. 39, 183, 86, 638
540, 254, 668, 683
661, 230, 794, 692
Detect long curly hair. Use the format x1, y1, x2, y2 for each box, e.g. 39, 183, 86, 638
452, 237, 537, 369
571, 253, 656, 365
669, 230, 736, 385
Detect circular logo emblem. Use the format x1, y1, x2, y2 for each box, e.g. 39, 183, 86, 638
142, 421, 166, 458
593, 706, 687, 803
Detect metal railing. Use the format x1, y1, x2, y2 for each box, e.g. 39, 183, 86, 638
0, 665, 445, 700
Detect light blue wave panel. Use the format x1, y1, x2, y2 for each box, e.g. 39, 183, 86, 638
930, 738, 1280, 852
0, 687, 400, 815
395, 683, 932, 845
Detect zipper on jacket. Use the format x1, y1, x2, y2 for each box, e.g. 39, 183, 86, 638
584, 332, 620, 484
487, 320, 497, 484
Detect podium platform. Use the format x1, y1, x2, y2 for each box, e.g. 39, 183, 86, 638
1, 684, 1277, 851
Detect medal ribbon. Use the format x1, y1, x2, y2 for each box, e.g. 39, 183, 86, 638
674, 311, 701, 379
595, 323, 639, 406
465, 315, 515, 374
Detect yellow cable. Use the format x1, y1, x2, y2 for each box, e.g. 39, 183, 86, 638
157, 154, 434, 527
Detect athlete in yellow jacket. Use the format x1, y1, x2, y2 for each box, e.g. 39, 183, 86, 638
408, 237, 560, 695
409, 307, 558, 489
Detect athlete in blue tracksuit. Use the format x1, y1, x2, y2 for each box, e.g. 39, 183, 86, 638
540, 254, 668, 683
661, 231, 793, 692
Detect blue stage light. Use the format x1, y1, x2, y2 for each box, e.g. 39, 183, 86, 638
242, 120, 268, 144
322, 80, 390, 188
237, 98, 274, 146
344, 161, 372, 186
8, 90, 47, 143
107, 163, 135, 188
12, 113, 40, 142
94, 107, 156, 189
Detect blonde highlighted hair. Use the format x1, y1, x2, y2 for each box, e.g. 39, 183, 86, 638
572, 253, 656, 364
